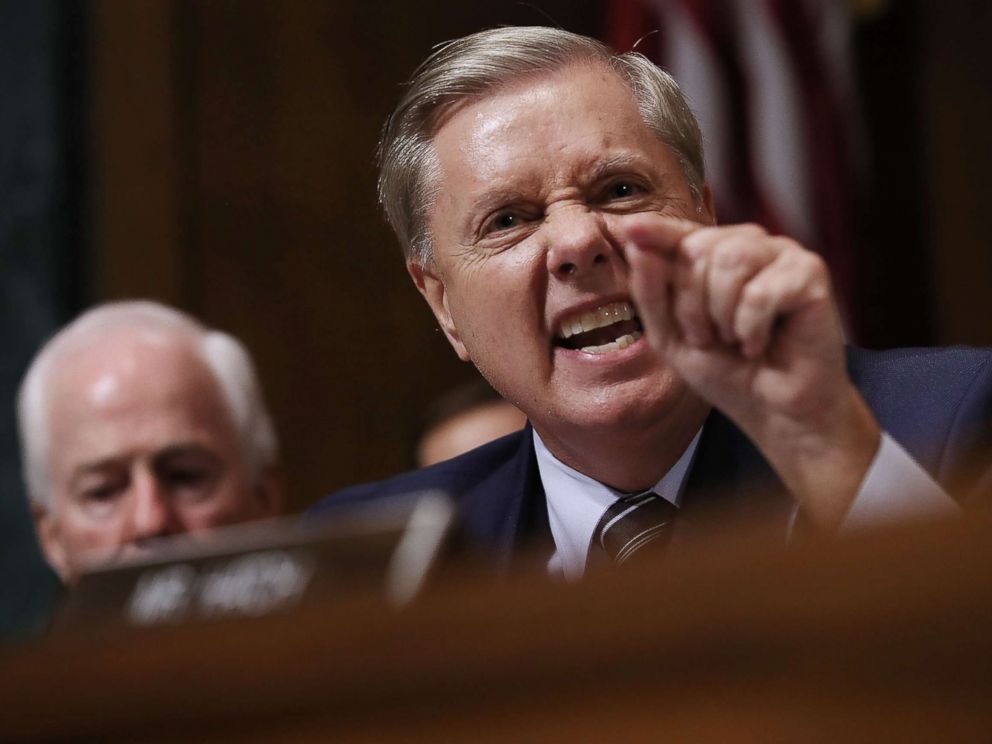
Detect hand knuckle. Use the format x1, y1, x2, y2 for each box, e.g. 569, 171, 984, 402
738, 223, 768, 239
806, 252, 827, 274
742, 282, 770, 308
712, 242, 748, 270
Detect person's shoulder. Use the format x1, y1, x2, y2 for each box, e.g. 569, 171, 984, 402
305, 427, 530, 518
847, 345, 992, 394
847, 345, 992, 462
848, 346, 992, 493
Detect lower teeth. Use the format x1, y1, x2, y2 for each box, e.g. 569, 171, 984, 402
579, 330, 642, 354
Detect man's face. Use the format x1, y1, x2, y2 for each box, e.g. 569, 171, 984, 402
36, 331, 278, 581
412, 63, 714, 457
417, 400, 527, 467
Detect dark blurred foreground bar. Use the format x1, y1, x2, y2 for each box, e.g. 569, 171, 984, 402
2, 514, 991, 741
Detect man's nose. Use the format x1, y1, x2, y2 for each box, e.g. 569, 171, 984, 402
544, 207, 616, 280
125, 471, 176, 542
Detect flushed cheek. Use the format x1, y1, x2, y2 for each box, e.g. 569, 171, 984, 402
452, 270, 541, 332
64, 516, 126, 554
184, 478, 256, 524
184, 495, 244, 528
440, 242, 548, 360
467, 290, 542, 350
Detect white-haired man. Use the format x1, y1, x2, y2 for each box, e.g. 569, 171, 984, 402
18, 301, 283, 583
310, 27, 992, 577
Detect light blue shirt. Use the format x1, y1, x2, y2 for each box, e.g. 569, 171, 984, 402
534, 428, 958, 580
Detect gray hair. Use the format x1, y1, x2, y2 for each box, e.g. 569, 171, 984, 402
17, 301, 279, 508
378, 26, 706, 267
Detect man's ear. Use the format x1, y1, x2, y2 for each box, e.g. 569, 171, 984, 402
33, 504, 73, 584
407, 259, 471, 362
698, 184, 716, 226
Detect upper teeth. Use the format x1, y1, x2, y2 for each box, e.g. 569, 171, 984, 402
559, 301, 634, 338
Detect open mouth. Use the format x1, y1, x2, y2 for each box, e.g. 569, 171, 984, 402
555, 301, 643, 354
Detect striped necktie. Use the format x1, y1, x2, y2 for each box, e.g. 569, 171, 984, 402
590, 490, 678, 566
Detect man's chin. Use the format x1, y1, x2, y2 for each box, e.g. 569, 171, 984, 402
533, 394, 678, 445
548, 368, 689, 427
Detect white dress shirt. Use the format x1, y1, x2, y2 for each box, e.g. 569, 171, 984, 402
535, 428, 959, 580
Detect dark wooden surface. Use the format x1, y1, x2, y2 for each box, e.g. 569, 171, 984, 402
3, 514, 991, 741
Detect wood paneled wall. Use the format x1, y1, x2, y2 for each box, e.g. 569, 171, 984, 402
90, 1, 601, 513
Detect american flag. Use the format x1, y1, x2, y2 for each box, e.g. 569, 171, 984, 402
606, 0, 869, 333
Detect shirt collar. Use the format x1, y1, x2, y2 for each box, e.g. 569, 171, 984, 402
533, 427, 703, 580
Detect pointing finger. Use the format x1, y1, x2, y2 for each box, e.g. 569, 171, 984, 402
619, 214, 702, 259
625, 229, 676, 355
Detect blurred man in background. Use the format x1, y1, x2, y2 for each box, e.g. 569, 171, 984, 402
416, 379, 526, 467
17, 301, 283, 583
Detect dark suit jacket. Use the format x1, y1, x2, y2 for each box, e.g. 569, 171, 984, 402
308, 348, 992, 569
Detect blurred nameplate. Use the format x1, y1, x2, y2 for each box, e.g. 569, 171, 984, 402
53, 492, 453, 634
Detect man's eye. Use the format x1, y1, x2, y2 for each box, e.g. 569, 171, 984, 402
83, 485, 121, 502
166, 469, 210, 488
606, 181, 641, 199
485, 212, 520, 234
77, 480, 127, 513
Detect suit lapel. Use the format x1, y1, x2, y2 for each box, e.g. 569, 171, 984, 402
679, 409, 794, 534
456, 424, 550, 570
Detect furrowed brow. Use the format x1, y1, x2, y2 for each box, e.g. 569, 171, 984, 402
587, 153, 652, 182
467, 186, 534, 215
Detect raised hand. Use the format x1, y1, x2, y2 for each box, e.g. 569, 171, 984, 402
621, 214, 881, 530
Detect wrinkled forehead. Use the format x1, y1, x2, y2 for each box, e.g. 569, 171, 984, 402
428, 59, 631, 140
424, 62, 657, 200
427, 63, 667, 202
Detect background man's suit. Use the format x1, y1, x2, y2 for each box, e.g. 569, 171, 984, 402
308, 348, 992, 569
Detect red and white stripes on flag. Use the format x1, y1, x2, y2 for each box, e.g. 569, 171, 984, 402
606, 0, 868, 331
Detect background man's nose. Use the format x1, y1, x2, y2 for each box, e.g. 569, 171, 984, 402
125, 471, 176, 542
